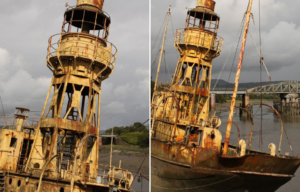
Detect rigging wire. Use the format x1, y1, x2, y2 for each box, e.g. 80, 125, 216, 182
217, 14, 246, 115
212, 14, 246, 92
152, 11, 176, 85
131, 152, 148, 189
151, 13, 167, 52
151, 35, 165, 72
170, 13, 179, 60
251, 2, 291, 150
132, 119, 149, 132
259, 0, 263, 149
163, 50, 172, 83
153, 12, 176, 84
151, 14, 168, 71
250, 16, 275, 102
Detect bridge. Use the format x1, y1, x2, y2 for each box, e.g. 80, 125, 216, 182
210, 81, 300, 117
246, 81, 300, 94
211, 81, 300, 95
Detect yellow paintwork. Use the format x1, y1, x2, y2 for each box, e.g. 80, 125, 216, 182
152, 0, 223, 152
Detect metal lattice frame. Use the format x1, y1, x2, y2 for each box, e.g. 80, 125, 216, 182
246, 81, 300, 94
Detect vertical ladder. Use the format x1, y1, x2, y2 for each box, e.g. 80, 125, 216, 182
0, 171, 5, 192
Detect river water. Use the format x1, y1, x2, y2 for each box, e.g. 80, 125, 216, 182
131, 173, 149, 192
217, 101, 300, 191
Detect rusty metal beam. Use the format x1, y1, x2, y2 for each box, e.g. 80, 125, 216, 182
223, 0, 253, 156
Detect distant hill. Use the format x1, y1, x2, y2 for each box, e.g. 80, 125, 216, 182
211, 79, 285, 89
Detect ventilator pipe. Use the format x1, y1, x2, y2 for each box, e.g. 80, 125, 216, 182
239, 139, 246, 156
268, 143, 276, 157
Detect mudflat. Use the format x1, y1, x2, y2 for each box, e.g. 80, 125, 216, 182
98, 145, 149, 175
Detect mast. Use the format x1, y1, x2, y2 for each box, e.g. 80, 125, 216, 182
223, 0, 253, 156
153, 5, 171, 91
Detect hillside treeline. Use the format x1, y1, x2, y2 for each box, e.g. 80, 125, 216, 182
104, 122, 149, 148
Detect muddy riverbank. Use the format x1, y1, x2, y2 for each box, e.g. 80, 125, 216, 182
98, 145, 149, 175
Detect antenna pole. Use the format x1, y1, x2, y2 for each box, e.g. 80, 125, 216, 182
153, 5, 171, 91
223, 0, 253, 156
109, 128, 113, 170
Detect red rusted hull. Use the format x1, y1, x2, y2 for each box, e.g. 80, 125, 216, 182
151, 139, 300, 192
152, 155, 297, 192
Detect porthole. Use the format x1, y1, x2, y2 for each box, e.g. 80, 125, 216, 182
9, 178, 12, 185
17, 180, 21, 187
34, 163, 40, 169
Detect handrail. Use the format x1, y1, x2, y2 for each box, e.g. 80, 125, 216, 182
47, 33, 117, 70
175, 28, 223, 53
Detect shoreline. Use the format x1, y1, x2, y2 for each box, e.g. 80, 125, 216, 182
98, 145, 149, 175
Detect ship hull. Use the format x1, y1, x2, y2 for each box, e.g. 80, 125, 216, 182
151, 155, 297, 192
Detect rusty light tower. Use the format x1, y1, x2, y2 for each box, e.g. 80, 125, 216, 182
25, 0, 116, 184
152, 0, 223, 141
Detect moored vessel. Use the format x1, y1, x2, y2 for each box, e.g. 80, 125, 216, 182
151, 0, 300, 191
0, 0, 134, 191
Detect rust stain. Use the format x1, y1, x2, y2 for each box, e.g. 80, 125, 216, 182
93, 0, 104, 10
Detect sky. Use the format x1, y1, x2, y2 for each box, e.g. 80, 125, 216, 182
0, 0, 149, 130
151, 0, 300, 84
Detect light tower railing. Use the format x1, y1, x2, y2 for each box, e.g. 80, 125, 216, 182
175, 28, 223, 55
47, 33, 117, 72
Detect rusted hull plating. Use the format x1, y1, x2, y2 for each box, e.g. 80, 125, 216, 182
151, 156, 295, 192
151, 139, 300, 192
151, 155, 299, 191
3, 173, 130, 192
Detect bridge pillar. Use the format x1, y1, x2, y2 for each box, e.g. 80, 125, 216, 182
280, 93, 288, 101
241, 94, 250, 108
240, 94, 253, 117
